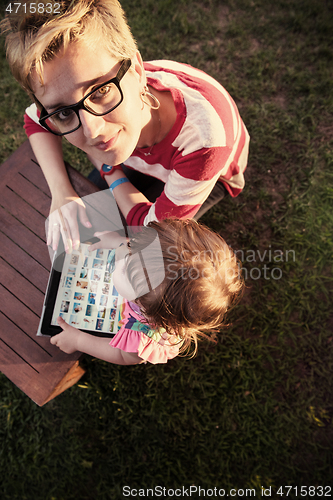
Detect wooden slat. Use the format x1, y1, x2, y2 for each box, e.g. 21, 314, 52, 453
1, 186, 46, 240
0, 288, 81, 365
6, 173, 51, 219
0, 258, 44, 315
67, 163, 100, 198
0, 143, 31, 188
0, 330, 83, 406
19, 158, 51, 195
0, 284, 51, 347
42, 361, 85, 405
0, 310, 51, 367
16, 152, 100, 199
0, 337, 39, 378
0, 205, 50, 269
1, 140, 100, 197
0, 141, 49, 195
0, 232, 49, 291
27, 349, 84, 405
35, 344, 83, 373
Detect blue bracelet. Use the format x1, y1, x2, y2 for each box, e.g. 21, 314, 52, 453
109, 177, 130, 195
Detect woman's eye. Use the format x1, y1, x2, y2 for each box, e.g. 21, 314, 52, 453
98, 86, 110, 95
53, 109, 74, 122
59, 109, 73, 118
92, 85, 112, 99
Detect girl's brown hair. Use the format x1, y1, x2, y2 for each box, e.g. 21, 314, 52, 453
126, 219, 244, 356
1, 0, 137, 96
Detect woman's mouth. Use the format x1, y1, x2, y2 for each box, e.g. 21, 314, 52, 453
94, 131, 120, 151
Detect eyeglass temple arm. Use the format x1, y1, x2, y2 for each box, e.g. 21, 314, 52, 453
116, 59, 132, 81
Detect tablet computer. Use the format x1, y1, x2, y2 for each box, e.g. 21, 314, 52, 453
38, 237, 124, 338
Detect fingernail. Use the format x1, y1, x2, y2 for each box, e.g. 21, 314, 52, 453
85, 221, 92, 228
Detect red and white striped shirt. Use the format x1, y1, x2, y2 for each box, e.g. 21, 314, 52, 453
24, 60, 250, 226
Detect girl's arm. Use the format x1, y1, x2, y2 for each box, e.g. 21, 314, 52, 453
29, 133, 91, 250
50, 317, 143, 365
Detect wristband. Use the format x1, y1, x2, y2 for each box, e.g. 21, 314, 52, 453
100, 164, 123, 180
109, 177, 130, 195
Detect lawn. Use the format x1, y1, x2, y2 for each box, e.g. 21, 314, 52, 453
0, 0, 332, 498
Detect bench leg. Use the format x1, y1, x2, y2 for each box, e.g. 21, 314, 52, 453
41, 361, 86, 406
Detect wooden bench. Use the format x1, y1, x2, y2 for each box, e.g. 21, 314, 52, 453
0, 140, 101, 406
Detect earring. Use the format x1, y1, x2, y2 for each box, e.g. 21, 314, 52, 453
140, 85, 160, 110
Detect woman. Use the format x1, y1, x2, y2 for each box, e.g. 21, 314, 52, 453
2, 0, 249, 251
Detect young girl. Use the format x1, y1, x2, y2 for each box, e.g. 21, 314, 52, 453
50, 219, 244, 365
2, 0, 249, 251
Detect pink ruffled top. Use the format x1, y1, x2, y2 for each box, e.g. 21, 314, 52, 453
109, 300, 181, 364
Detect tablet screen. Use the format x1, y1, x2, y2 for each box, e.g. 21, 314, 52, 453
40, 241, 124, 337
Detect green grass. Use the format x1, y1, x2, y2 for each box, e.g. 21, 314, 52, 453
0, 0, 333, 498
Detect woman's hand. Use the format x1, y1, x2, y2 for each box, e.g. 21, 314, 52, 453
89, 231, 128, 251
47, 192, 92, 252
50, 317, 81, 354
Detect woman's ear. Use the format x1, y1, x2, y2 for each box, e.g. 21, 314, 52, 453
132, 51, 146, 90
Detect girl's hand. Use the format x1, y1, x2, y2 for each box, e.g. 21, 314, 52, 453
89, 231, 127, 251
50, 317, 82, 354
47, 193, 92, 252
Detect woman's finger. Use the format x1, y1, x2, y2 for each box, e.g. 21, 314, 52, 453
47, 212, 61, 250
48, 220, 61, 252
52, 222, 61, 251
94, 231, 110, 237
58, 212, 73, 253
46, 217, 53, 247
78, 204, 92, 229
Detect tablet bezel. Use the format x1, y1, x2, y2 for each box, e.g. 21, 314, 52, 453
40, 237, 116, 338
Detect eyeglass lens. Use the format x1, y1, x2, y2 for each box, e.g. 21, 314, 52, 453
44, 82, 122, 134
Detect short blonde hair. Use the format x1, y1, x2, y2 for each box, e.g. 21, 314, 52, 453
1, 0, 137, 95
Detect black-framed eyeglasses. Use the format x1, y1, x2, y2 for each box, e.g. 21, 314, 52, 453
39, 59, 132, 136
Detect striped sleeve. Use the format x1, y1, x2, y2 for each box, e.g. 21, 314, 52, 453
145, 148, 234, 225
24, 103, 48, 136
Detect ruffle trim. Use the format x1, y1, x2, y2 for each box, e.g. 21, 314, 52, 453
110, 328, 179, 364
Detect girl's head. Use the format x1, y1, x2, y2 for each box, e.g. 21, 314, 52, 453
2, 0, 137, 95
120, 219, 244, 355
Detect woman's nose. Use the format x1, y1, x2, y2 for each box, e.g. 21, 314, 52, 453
79, 109, 105, 139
